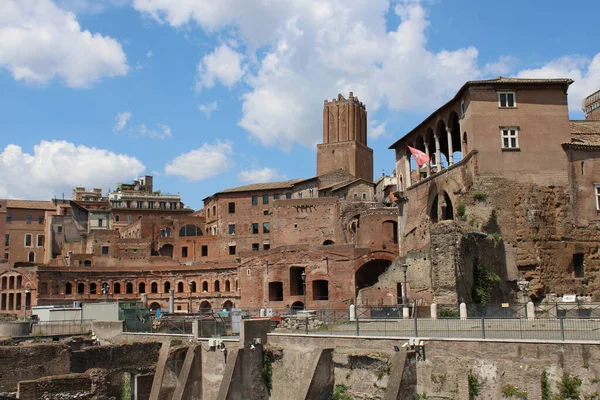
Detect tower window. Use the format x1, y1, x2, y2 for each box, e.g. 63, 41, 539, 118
574, 253, 585, 278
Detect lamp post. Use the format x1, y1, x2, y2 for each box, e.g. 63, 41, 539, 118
402, 264, 409, 319
301, 271, 306, 311
23, 289, 30, 321
188, 282, 193, 314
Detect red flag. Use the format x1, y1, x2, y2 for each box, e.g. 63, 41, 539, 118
408, 146, 430, 168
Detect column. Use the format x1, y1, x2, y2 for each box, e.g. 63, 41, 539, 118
349, 102, 356, 141
335, 103, 340, 142
435, 134, 441, 172
404, 152, 412, 187
363, 110, 368, 146
446, 127, 454, 165
322, 102, 329, 143
424, 142, 431, 177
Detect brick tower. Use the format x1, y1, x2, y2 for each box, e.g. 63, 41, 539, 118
316, 92, 374, 181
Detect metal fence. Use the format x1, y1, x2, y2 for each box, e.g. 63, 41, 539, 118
269, 304, 600, 342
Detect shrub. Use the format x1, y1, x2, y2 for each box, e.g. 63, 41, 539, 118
330, 384, 353, 400
502, 384, 528, 398
262, 353, 273, 394
490, 232, 502, 243
541, 371, 551, 400
473, 191, 487, 201
468, 372, 480, 400
438, 309, 460, 318
457, 202, 466, 218
559, 372, 581, 399
472, 264, 501, 306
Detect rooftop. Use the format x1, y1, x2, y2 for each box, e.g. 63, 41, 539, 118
389, 77, 574, 149
4, 200, 55, 210
214, 178, 307, 195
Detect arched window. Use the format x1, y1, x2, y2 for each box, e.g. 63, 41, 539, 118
202, 281, 208, 292
65, 283, 72, 295
179, 225, 203, 237
223, 300, 233, 311
77, 283, 85, 294
323, 240, 335, 245
200, 301, 211, 313
84, 260, 91, 267
139, 282, 146, 294
164, 281, 171, 293
214, 280, 220, 292
225, 280, 231, 292
235, 280, 239, 291
151, 282, 158, 293
189, 281, 197, 292
126, 282, 133, 294
177, 281, 184, 293
90, 283, 97, 294
28, 252, 35, 262
114, 283, 121, 294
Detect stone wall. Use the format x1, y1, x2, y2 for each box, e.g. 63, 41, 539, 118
268, 334, 600, 400
0, 343, 70, 393
70, 341, 161, 373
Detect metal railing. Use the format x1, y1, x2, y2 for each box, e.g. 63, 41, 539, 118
269, 303, 600, 342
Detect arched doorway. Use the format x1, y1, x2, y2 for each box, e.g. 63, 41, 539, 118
149, 302, 161, 311
223, 300, 233, 311
200, 301, 212, 314
354, 259, 392, 300
290, 301, 304, 314
430, 195, 439, 223
443, 191, 454, 220
323, 240, 335, 245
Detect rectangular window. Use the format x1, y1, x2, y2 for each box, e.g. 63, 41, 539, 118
498, 92, 516, 108
6, 214, 11, 223
573, 253, 584, 278
4, 253, 8, 261
126, 215, 132, 223
285, 192, 292, 199
4, 234, 8, 246
274, 194, 280, 200
228, 224, 236, 235
57, 226, 63, 233
228, 202, 235, 213
98, 218, 103, 227
595, 184, 600, 210
263, 222, 270, 234
298, 192, 303, 199
25, 234, 32, 247
252, 223, 259, 234
36, 235, 44, 247
38, 216, 44, 224
148, 201, 154, 209
461, 100, 466, 116
252, 195, 258, 206
263, 195, 269, 205
136, 201, 143, 208
501, 127, 519, 149
229, 245, 236, 255
159, 202, 166, 209
182, 246, 188, 257
263, 210, 269, 216
101, 246, 109, 255
252, 243, 259, 251
201, 245, 208, 257
263, 243, 271, 251
26, 215, 32, 224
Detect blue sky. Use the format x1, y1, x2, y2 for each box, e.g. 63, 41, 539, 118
1, 0, 599, 209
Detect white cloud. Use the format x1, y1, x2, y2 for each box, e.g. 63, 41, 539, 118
0, 140, 145, 200
134, 1, 481, 150
196, 44, 245, 91
0, 0, 129, 88
146, 50, 153, 58
369, 120, 387, 140
136, 123, 172, 139
165, 140, 233, 181
55, 0, 129, 14
198, 101, 218, 119
517, 54, 600, 113
238, 167, 286, 184
114, 111, 132, 132
484, 55, 518, 76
